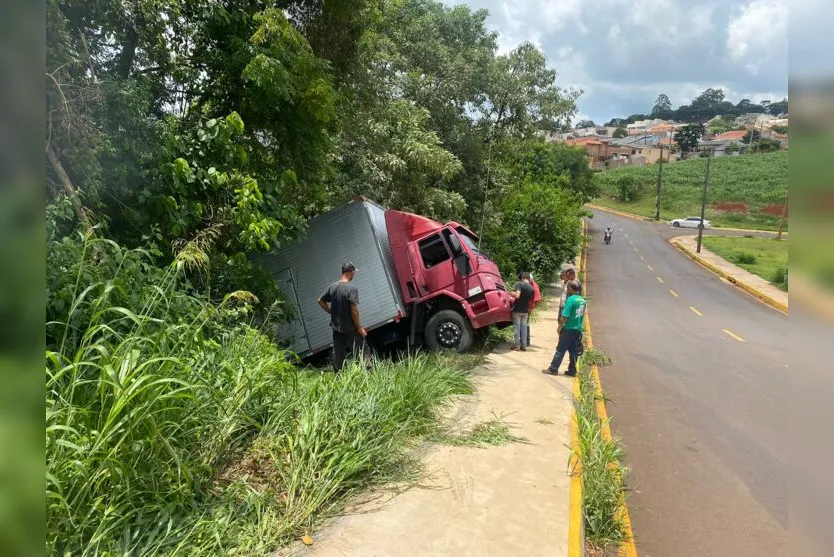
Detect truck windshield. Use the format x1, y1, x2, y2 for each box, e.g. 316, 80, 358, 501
455, 228, 480, 255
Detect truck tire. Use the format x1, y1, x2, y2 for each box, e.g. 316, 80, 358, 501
425, 309, 474, 352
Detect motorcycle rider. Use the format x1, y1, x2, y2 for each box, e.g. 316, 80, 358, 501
604, 226, 613, 244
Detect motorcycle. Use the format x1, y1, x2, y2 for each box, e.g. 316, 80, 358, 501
604, 231, 612, 245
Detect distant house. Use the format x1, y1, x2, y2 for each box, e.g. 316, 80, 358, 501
625, 119, 656, 134
610, 134, 677, 164
565, 137, 634, 168
699, 130, 749, 156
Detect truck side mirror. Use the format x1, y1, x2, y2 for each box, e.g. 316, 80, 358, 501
447, 234, 463, 255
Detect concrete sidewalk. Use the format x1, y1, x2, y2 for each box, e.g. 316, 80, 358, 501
281, 286, 576, 557
672, 235, 788, 312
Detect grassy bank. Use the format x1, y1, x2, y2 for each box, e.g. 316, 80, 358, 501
46, 239, 475, 555
593, 152, 788, 230
702, 236, 788, 290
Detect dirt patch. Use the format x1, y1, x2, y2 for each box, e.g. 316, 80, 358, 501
712, 202, 748, 213
762, 203, 787, 216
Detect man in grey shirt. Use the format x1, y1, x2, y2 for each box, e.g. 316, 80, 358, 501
318, 262, 368, 372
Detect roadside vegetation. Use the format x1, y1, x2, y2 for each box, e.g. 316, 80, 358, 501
573, 348, 630, 553
46, 235, 478, 555
45, 1, 591, 553
593, 152, 788, 230
702, 236, 788, 291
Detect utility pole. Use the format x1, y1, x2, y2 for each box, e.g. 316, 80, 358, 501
696, 151, 712, 253
776, 192, 788, 240
477, 135, 493, 253
654, 144, 664, 221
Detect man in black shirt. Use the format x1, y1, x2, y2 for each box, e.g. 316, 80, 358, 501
509, 271, 534, 351
318, 262, 368, 372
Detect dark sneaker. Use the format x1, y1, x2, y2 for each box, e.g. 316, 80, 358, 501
542, 368, 558, 376
510, 345, 520, 351
520, 346, 527, 351
564, 371, 577, 377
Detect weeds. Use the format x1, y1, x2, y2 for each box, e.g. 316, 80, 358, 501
573, 350, 629, 551
733, 252, 758, 265
432, 414, 527, 447
46, 237, 475, 555
536, 418, 554, 425
582, 347, 612, 367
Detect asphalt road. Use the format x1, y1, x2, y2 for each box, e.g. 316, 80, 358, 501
586, 210, 788, 556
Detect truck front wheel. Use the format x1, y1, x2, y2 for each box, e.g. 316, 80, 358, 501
425, 309, 474, 352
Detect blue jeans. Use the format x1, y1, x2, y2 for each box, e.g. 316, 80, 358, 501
512, 312, 529, 347
548, 329, 582, 374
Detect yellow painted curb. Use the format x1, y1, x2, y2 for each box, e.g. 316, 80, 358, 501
670, 237, 788, 314
569, 220, 638, 557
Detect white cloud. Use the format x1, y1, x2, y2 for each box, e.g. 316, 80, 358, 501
539, 0, 583, 31
727, 0, 788, 73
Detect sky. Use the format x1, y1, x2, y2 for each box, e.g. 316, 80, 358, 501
446, 0, 789, 124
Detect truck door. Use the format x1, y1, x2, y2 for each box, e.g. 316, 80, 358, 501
275, 268, 311, 355
411, 232, 455, 296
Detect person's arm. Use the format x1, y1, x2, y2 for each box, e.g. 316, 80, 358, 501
348, 286, 367, 336
558, 299, 571, 333
350, 304, 366, 336
318, 298, 330, 314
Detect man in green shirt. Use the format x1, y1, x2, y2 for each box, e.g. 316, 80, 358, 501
542, 280, 586, 377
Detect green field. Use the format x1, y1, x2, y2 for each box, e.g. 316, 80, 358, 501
593, 152, 788, 230
702, 236, 788, 290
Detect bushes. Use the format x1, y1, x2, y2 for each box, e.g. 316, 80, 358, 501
616, 175, 640, 202
733, 252, 758, 265
770, 265, 788, 288
46, 235, 474, 554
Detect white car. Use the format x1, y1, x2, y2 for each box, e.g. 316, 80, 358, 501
670, 216, 711, 229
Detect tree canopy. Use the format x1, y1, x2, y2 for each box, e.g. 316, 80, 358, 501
46, 0, 587, 317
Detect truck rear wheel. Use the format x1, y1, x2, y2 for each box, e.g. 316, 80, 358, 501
425, 309, 474, 352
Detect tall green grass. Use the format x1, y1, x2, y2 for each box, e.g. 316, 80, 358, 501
46, 238, 473, 555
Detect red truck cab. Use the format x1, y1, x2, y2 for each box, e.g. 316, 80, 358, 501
386, 209, 512, 350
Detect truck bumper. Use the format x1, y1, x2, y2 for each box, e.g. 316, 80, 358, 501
463, 289, 513, 329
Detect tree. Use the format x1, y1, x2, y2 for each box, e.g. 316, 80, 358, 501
692, 88, 726, 108
605, 118, 627, 127
725, 142, 740, 155
771, 124, 788, 135
750, 138, 782, 153
743, 129, 761, 144
673, 123, 705, 153
576, 119, 596, 129
613, 127, 628, 138
478, 41, 580, 138
768, 98, 788, 116
652, 93, 672, 116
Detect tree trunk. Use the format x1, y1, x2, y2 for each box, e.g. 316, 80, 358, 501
117, 24, 138, 78
47, 142, 91, 228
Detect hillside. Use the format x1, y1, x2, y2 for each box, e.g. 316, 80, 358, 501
593, 152, 788, 230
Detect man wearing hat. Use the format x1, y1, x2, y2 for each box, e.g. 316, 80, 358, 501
318, 261, 368, 372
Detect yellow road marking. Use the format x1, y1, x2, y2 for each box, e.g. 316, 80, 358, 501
670, 289, 679, 297
723, 328, 746, 342
657, 276, 664, 283
690, 306, 703, 316
647, 264, 654, 271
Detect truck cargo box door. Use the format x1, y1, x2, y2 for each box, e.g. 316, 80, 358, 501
275, 268, 311, 355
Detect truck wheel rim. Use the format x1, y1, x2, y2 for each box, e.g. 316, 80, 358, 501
437, 322, 462, 347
